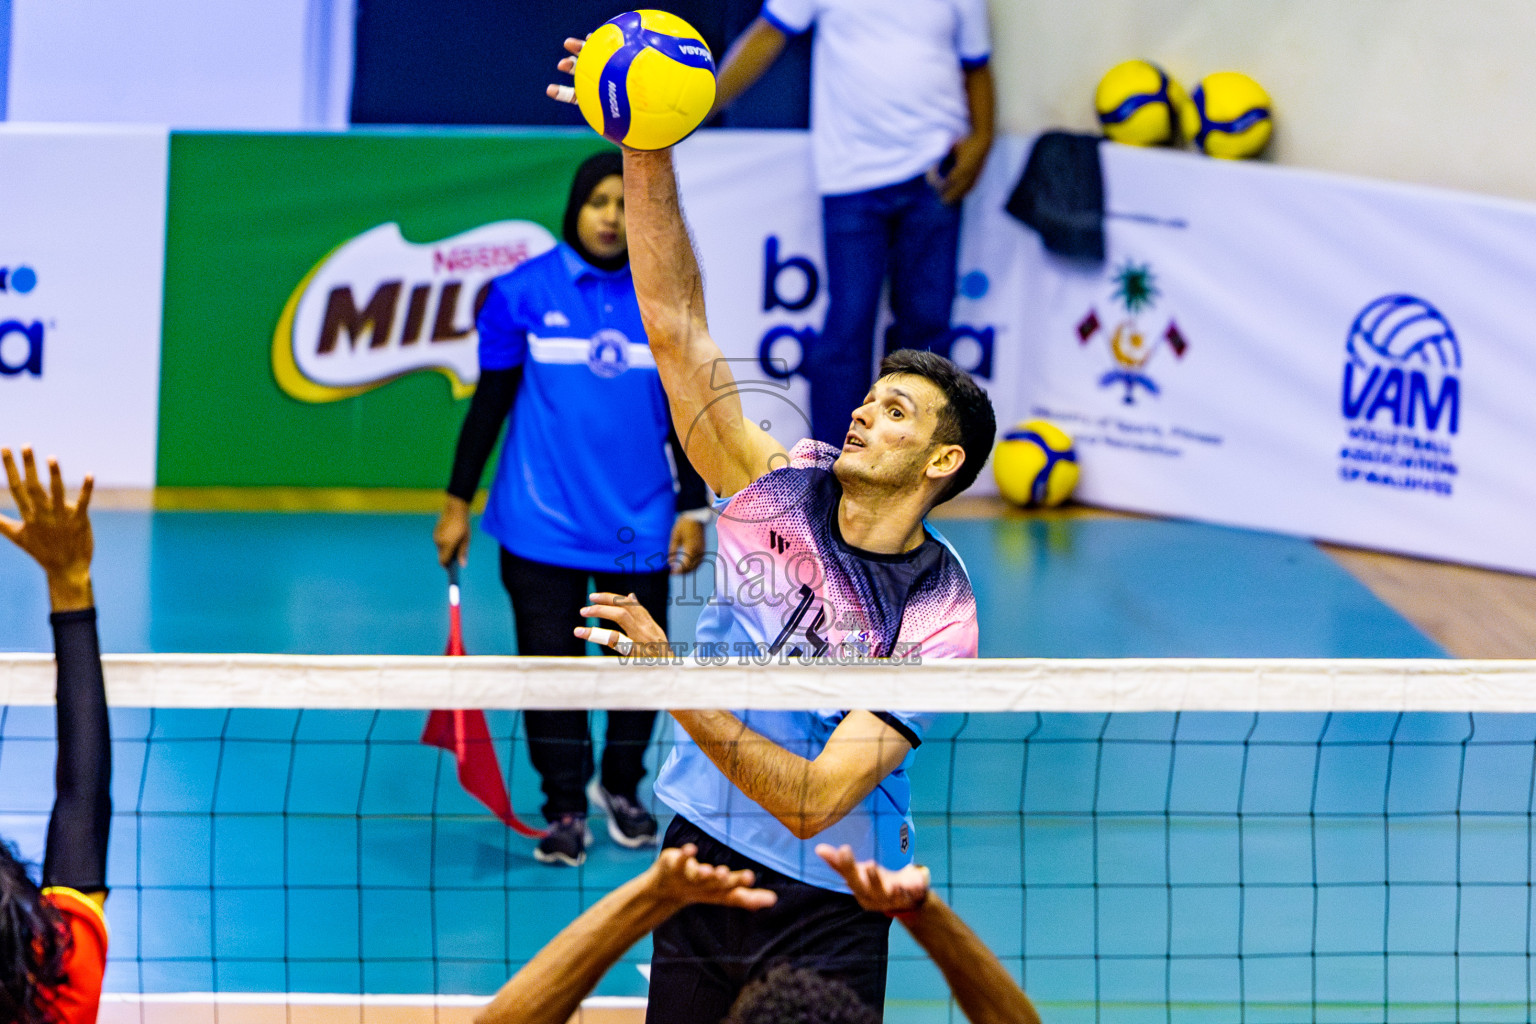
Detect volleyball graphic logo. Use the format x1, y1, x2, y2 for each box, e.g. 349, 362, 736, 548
1342, 294, 1461, 435
573, 10, 717, 151
1346, 295, 1460, 371
1095, 60, 1192, 147
993, 420, 1080, 509
1182, 71, 1273, 159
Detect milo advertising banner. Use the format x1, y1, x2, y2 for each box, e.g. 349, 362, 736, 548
158, 132, 605, 488
158, 130, 1032, 492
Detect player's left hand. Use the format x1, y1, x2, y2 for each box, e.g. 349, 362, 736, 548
816, 843, 931, 916
648, 843, 778, 911
546, 36, 585, 105
576, 591, 670, 656
0, 447, 94, 612
669, 515, 706, 574
929, 133, 991, 205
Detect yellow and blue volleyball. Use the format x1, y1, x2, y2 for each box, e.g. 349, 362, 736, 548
1094, 60, 1192, 147
1181, 71, 1273, 159
573, 10, 716, 151
993, 420, 1080, 509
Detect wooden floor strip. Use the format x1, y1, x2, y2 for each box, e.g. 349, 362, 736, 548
98, 995, 645, 1024
1320, 543, 1536, 658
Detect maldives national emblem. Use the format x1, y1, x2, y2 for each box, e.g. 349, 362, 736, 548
1076, 261, 1190, 404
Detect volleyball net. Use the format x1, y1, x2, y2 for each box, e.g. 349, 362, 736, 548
3, 656, 1536, 1023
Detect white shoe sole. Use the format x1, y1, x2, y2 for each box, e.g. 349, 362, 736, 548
587, 779, 660, 849
533, 824, 593, 866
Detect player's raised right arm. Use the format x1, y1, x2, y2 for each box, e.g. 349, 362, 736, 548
621, 147, 787, 497
547, 36, 786, 496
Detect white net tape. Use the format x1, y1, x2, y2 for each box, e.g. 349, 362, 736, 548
2, 654, 1535, 710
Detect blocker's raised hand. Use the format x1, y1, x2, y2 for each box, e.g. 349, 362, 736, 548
1, 447, 94, 611
648, 843, 777, 911
816, 843, 931, 916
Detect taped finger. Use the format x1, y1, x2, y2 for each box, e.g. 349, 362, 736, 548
586, 628, 634, 656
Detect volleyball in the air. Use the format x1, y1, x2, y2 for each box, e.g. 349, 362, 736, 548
1094, 60, 1192, 146
993, 420, 1080, 509
573, 10, 716, 151
1181, 71, 1273, 159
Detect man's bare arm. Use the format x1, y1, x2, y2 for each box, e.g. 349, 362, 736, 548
669, 709, 913, 839
935, 63, 996, 204
817, 845, 1042, 1024
712, 17, 788, 113
475, 845, 774, 1024
622, 148, 787, 496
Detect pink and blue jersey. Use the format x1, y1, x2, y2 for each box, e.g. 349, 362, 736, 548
653, 440, 978, 891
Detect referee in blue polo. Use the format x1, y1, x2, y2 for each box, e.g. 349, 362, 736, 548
434, 149, 709, 867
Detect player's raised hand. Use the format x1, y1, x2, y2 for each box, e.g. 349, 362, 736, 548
576, 591, 670, 656
0, 446, 95, 611
816, 843, 931, 916
546, 36, 586, 105
648, 843, 777, 911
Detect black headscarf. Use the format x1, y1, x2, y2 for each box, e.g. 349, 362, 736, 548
563, 149, 627, 272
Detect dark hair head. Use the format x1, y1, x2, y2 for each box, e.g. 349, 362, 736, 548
562, 148, 626, 271
877, 349, 997, 504
724, 964, 880, 1024
0, 842, 69, 1024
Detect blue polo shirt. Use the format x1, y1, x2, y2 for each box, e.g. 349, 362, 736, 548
478, 243, 676, 572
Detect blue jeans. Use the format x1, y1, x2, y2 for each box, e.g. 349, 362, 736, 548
811, 175, 962, 446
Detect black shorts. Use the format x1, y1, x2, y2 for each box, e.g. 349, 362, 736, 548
646, 816, 893, 1024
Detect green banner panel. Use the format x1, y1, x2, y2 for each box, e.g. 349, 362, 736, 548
158, 130, 609, 487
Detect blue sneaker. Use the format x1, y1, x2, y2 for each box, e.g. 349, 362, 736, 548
587, 779, 659, 849
534, 813, 593, 867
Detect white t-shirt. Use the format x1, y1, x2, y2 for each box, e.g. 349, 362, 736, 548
761, 0, 991, 196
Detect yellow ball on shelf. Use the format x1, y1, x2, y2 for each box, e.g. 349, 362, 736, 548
573, 10, 717, 152
993, 420, 1080, 509
1094, 60, 1193, 147
1181, 71, 1273, 159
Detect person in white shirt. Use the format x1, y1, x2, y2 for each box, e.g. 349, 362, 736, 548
713, 0, 996, 448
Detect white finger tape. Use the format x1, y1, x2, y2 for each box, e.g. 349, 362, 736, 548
588, 628, 633, 655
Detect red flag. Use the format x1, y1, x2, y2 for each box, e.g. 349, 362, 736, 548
422, 565, 546, 838
1165, 321, 1189, 358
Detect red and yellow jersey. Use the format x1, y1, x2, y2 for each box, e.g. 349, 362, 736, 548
40, 886, 108, 1024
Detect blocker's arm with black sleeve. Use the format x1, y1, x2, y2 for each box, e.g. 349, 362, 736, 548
41, 611, 112, 894
446, 367, 521, 502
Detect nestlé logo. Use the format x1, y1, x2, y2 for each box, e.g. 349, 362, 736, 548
273, 221, 555, 403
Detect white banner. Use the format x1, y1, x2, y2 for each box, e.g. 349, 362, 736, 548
1016, 142, 1536, 575
0, 126, 169, 488
675, 132, 1536, 574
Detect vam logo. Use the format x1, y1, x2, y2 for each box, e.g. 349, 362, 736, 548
1077, 260, 1188, 404
1341, 294, 1459, 433
273, 221, 555, 403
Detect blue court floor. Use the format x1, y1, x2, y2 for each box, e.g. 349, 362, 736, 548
0, 511, 1445, 658
1, 511, 1469, 1021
